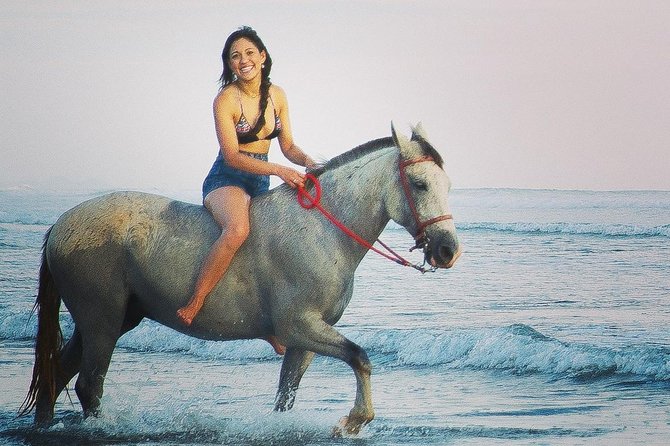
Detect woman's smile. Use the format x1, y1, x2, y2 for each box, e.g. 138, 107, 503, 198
230, 37, 266, 81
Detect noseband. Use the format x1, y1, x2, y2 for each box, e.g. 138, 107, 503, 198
398, 156, 453, 251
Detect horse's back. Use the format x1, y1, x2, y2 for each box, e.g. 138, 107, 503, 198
49, 191, 212, 260
46, 192, 216, 323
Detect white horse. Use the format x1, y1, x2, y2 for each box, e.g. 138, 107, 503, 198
21, 124, 460, 434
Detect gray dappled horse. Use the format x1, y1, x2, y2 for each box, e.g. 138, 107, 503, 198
21, 124, 460, 434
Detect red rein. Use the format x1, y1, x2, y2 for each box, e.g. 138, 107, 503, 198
296, 156, 452, 273
297, 173, 416, 269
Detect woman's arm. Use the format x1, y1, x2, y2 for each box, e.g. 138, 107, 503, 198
213, 87, 307, 186
274, 86, 317, 169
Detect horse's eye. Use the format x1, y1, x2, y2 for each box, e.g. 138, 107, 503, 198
412, 180, 428, 191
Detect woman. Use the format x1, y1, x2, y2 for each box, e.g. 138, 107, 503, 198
177, 27, 316, 354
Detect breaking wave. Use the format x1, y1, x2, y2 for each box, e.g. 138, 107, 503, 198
456, 222, 670, 238
3, 311, 667, 383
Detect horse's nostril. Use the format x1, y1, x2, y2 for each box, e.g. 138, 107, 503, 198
440, 244, 454, 262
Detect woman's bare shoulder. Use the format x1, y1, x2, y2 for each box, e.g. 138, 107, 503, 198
270, 84, 288, 105
213, 85, 239, 110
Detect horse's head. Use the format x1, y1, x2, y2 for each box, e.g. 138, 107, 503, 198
386, 123, 461, 269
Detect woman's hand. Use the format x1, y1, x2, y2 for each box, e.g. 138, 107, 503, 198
276, 165, 306, 189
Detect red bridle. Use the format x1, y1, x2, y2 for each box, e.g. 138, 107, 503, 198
398, 156, 453, 249
297, 155, 453, 273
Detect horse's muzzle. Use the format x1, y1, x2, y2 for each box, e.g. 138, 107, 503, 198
425, 232, 461, 269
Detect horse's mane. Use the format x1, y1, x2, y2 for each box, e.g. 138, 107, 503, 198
309, 137, 395, 178
310, 132, 444, 178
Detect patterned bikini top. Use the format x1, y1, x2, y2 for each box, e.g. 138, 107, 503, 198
235, 93, 282, 145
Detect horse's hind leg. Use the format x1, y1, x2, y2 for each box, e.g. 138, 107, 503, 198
74, 320, 123, 418
75, 340, 112, 417
34, 329, 83, 424
74, 294, 144, 417
274, 348, 315, 412
59, 329, 83, 386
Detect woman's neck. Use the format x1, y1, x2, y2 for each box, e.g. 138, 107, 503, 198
236, 78, 262, 98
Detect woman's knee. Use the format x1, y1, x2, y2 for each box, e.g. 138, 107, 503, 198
222, 221, 249, 247
205, 186, 251, 247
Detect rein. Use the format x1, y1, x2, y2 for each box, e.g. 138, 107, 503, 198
296, 156, 452, 273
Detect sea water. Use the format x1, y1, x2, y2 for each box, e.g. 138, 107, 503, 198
1, 187, 669, 445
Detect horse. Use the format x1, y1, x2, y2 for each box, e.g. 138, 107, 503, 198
20, 124, 460, 434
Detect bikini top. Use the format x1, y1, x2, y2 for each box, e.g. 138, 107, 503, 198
235, 92, 282, 145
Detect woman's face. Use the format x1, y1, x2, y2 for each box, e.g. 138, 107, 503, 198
229, 37, 266, 82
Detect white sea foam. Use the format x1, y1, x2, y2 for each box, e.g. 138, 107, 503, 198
31, 393, 338, 445
457, 221, 670, 237
351, 325, 670, 381
5, 310, 667, 382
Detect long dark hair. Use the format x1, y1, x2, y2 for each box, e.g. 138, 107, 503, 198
220, 26, 273, 135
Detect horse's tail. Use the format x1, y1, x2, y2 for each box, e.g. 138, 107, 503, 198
19, 227, 64, 417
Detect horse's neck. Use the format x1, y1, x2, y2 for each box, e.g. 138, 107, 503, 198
316, 150, 395, 247
249, 148, 396, 272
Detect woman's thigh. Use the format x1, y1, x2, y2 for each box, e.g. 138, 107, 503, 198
203, 186, 251, 232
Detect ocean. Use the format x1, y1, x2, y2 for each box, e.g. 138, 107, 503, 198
1, 187, 668, 445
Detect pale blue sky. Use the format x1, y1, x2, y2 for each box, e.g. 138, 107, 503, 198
2, 0, 669, 192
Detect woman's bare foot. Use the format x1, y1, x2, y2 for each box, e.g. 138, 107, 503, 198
265, 336, 286, 355
176, 307, 196, 326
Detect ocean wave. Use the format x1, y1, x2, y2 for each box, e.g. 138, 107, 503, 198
0, 184, 36, 192
4, 311, 668, 383
0, 211, 58, 227
3, 219, 666, 238
351, 324, 670, 381
456, 222, 670, 238
0, 217, 54, 227
116, 323, 670, 382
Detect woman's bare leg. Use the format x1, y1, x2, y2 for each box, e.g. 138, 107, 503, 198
176, 186, 285, 354
177, 186, 251, 325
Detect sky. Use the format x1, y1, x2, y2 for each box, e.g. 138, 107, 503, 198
2, 0, 669, 193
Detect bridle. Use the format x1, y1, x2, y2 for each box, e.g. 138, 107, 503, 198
297, 154, 453, 273
398, 156, 453, 252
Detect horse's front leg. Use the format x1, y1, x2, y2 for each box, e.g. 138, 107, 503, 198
283, 317, 375, 435
274, 348, 315, 412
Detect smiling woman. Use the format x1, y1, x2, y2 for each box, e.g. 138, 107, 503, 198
175, 27, 317, 343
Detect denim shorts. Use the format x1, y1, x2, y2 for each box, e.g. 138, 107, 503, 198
202, 151, 270, 201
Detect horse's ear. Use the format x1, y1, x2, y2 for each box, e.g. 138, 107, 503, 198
411, 122, 428, 141
391, 122, 400, 146
391, 122, 410, 150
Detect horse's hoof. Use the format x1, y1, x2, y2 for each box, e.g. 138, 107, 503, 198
331, 416, 348, 437
331, 416, 364, 437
